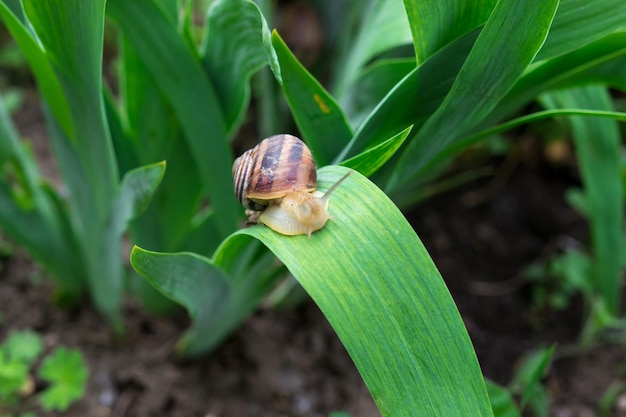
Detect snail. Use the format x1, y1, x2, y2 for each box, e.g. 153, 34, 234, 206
232, 134, 350, 237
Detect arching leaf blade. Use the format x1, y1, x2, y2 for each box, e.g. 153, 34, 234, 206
131, 166, 492, 415
232, 166, 492, 416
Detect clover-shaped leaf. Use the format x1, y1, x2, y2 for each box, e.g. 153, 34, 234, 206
5, 330, 43, 363
38, 347, 87, 412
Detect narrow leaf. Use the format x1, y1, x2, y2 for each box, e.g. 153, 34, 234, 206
486, 381, 521, 417
388, 0, 559, 191
24, 0, 118, 214
270, 31, 353, 165
338, 28, 480, 163
201, 0, 268, 136
403, 0, 496, 63
536, 0, 626, 61
340, 125, 412, 177
107, 0, 239, 239
341, 58, 415, 127
0, 1, 73, 137
542, 86, 624, 314
486, 33, 626, 125
332, 0, 413, 99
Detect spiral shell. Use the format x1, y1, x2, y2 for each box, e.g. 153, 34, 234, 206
233, 134, 317, 210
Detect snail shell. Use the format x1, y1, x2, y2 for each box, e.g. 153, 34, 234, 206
233, 134, 351, 237
232, 134, 317, 211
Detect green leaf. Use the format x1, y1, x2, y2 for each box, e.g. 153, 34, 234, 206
5, 330, 43, 363
112, 162, 166, 229
512, 346, 555, 413
270, 31, 353, 165
0, 96, 83, 298
131, 241, 280, 356
388, 0, 559, 191
341, 58, 415, 127
338, 28, 480, 163
332, 0, 413, 99
340, 125, 412, 177
201, 0, 268, 136
132, 166, 492, 416
541, 86, 624, 314
0, 350, 29, 399
0, 1, 73, 138
486, 380, 521, 417
24, 0, 118, 212
38, 348, 87, 412
116, 37, 212, 253
488, 33, 626, 125
107, 0, 239, 239
403, 0, 496, 63
536, 0, 626, 61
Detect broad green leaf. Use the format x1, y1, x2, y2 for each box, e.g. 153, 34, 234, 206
340, 125, 412, 177
541, 86, 624, 314
270, 31, 353, 165
536, 0, 626, 61
38, 348, 88, 412
388, 0, 559, 192
132, 166, 492, 416
107, 0, 239, 239
341, 58, 415, 127
131, 241, 281, 356
403, 0, 496, 63
486, 381, 521, 417
337, 28, 481, 163
332, 0, 412, 99
201, 0, 268, 136
0, 1, 73, 137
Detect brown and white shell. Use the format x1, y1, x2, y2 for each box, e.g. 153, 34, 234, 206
232, 134, 317, 211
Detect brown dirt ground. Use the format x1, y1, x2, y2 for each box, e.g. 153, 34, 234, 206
1, 91, 626, 417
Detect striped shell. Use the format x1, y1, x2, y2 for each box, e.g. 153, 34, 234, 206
232, 134, 317, 211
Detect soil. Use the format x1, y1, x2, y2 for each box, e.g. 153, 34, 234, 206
1, 94, 626, 417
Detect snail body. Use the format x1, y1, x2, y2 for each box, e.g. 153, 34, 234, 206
232, 134, 350, 237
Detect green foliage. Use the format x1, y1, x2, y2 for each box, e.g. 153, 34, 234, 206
37, 348, 88, 412
0, 330, 87, 414
487, 346, 555, 417
540, 86, 625, 320
132, 167, 492, 416
0, 0, 165, 328
1, 0, 626, 415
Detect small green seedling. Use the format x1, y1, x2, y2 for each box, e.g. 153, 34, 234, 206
0, 330, 87, 416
